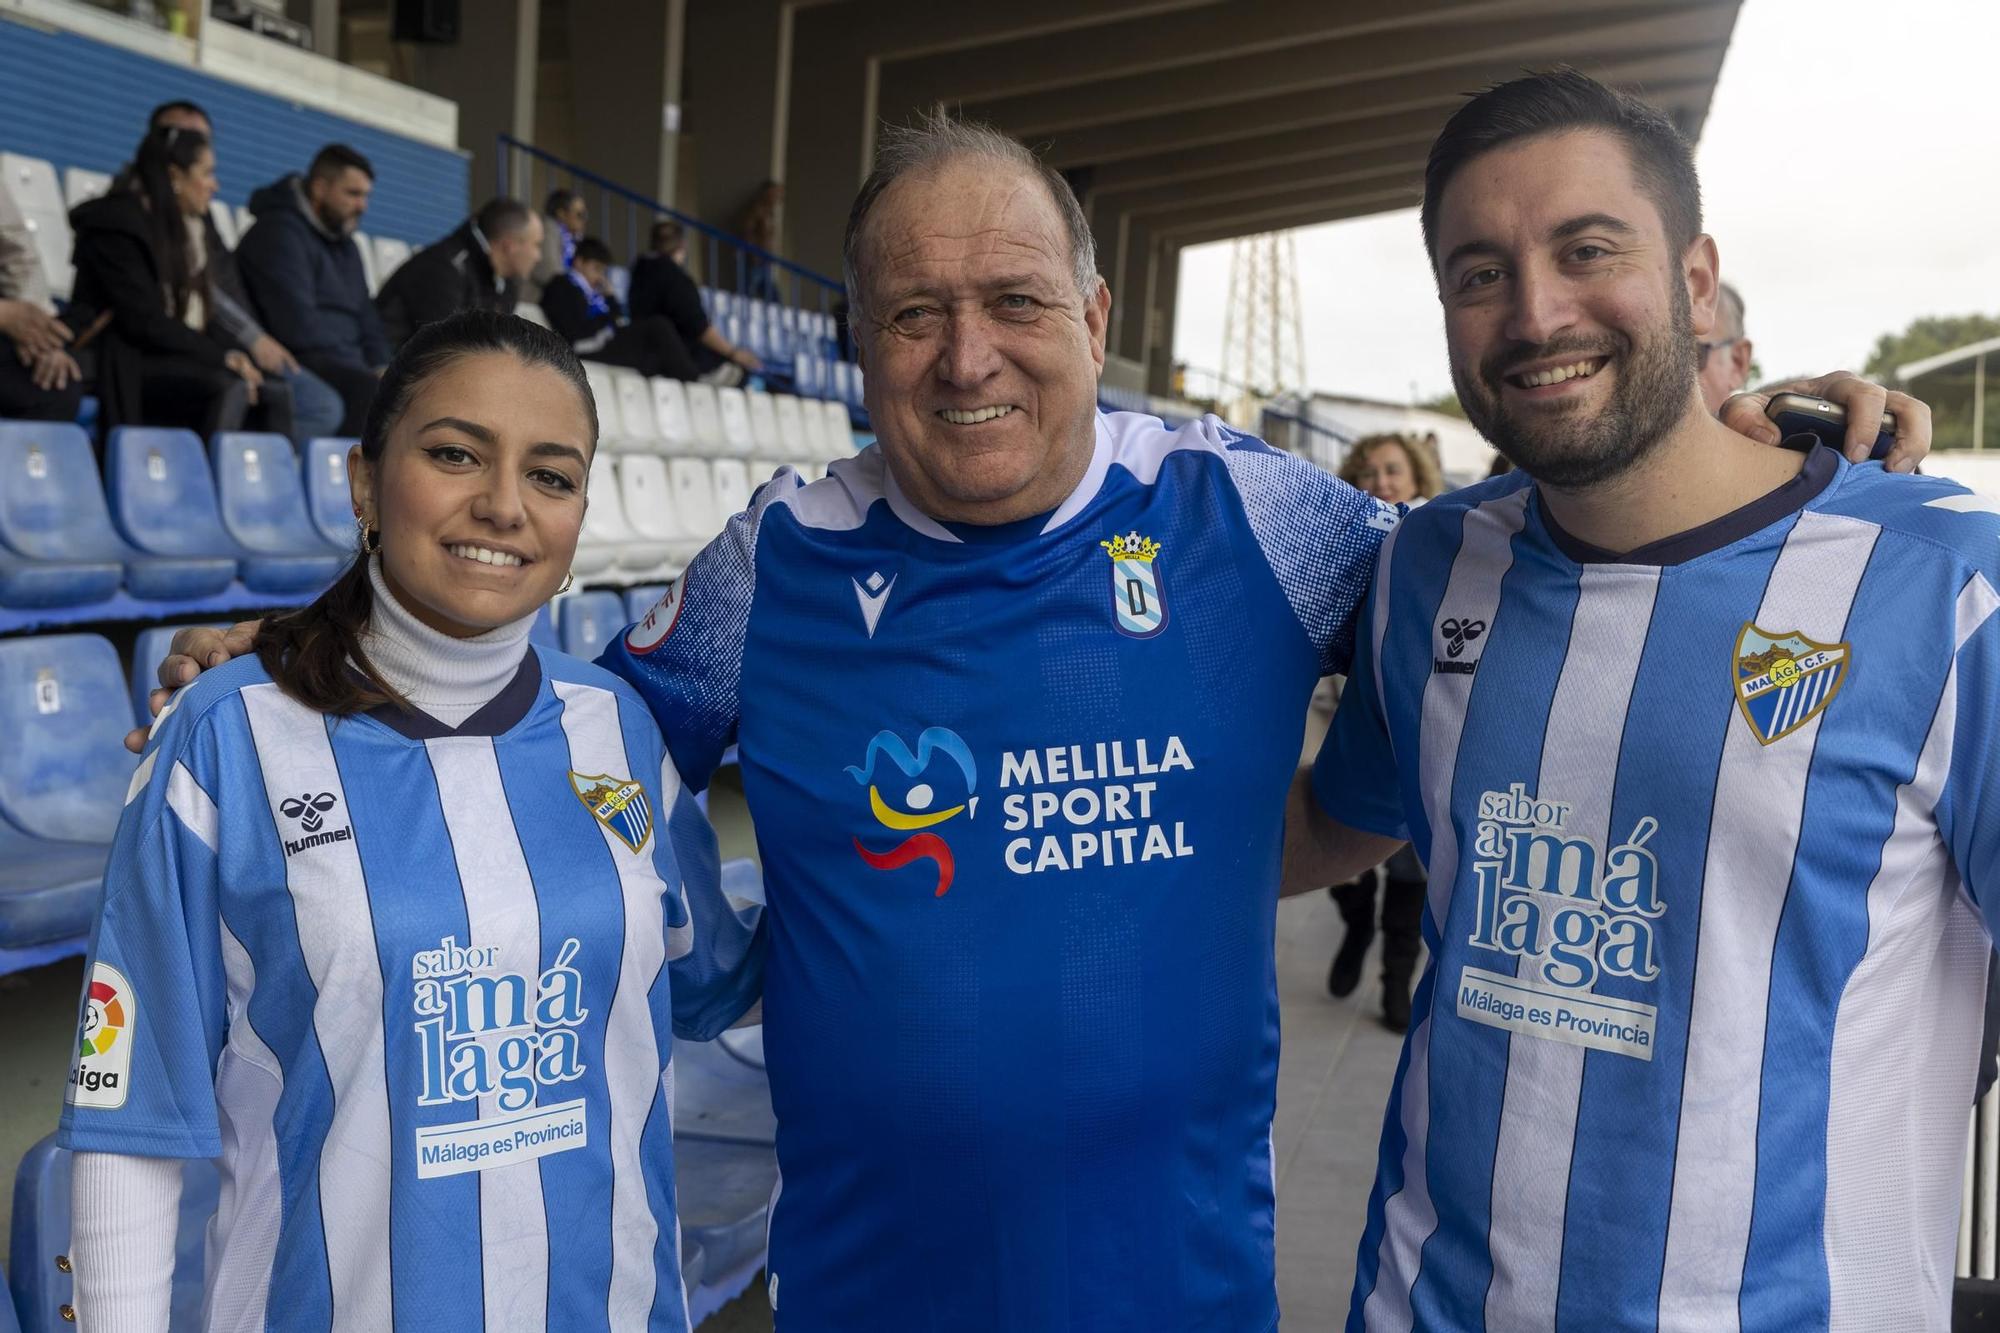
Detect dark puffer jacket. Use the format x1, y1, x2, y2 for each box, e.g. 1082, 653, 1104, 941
235, 174, 389, 368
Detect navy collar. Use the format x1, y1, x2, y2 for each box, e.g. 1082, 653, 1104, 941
363, 650, 543, 741
1539, 441, 1837, 567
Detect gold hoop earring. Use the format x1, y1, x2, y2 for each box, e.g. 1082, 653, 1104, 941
557, 571, 574, 595
355, 516, 380, 553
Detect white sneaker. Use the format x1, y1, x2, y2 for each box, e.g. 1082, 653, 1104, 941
698, 363, 746, 388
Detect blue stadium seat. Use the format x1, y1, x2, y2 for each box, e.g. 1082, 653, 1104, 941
9, 1136, 218, 1333
0, 1260, 19, 1333
209, 434, 346, 594
0, 636, 135, 962
302, 437, 361, 553
106, 427, 247, 579
558, 591, 623, 658
530, 603, 559, 652
624, 584, 667, 623
130, 626, 225, 727
0, 422, 233, 605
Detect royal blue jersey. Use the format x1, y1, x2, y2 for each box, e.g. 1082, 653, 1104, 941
603, 411, 1396, 1331
1316, 447, 2000, 1332
60, 648, 763, 1332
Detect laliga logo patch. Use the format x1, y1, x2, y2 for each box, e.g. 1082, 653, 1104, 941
1733, 622, 1849, 745
626, 576, 687, 655
68, 963, 134, 1108
847, 728, 978, 897
1101, 531, 1166, 639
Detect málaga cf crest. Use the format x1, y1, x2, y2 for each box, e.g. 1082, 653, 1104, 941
1733, 623, 1850, 746
1101, 530, 1167, 638
568, 772, 653, 853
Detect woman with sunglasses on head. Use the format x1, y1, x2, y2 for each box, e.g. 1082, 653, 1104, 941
59, 311, 763, 1332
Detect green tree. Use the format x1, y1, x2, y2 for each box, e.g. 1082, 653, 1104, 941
1864, 312, 2000, 451
1418, 391, 1466, 420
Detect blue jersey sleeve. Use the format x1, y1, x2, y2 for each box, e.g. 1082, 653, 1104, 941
1218, 434, 1400, 677
598, 472, 800, 792
1936, 572, 2000, 926
1311, 548, 1410, 841
654, 759, 766, 1042
58, 702, 230, 1158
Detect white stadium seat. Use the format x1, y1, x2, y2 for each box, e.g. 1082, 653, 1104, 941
515, 302, 550, 328
670, 457, 722, 544
582, 362, 627, 445
354, 231, 380, 296
208, 199, 240, 249
820, 400, 856, 458
578, 452, 670, 574
747, 390, 784, 457
234, 204, 255, 238
373, 236, 413, 283
772, 393, 808, 458
616, 454, 693, 551
650, 377, 700, 454
715, 387, 757, 457
683, 382, 730, 454
612, 368, 660, 451
710, 458, 752, 523
61, 166, 112, 210
0, 153, 73, 299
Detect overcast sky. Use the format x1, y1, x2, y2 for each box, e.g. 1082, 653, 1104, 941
1170, 0, 2000, 405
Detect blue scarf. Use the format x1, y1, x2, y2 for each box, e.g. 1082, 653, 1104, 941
558, 221, 577, 270
566, 269, 610, 320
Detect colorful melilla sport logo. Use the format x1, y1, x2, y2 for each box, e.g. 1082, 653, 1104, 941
847, 728, 978, 898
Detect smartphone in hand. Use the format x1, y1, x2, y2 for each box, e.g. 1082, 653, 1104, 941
1764, 392, 1896, 461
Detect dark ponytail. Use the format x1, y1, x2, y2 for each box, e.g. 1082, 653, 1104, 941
255, 310, 598, 715
130, 126, 212, 321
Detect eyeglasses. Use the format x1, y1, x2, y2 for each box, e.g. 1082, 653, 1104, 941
1697, 337, 1739, 370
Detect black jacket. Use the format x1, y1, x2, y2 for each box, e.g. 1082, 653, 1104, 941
67, 191, 243, 430
628, 253, 710, 346
235, 174, 389, 368
539, 271, 621, 353
376, 221, 516, 349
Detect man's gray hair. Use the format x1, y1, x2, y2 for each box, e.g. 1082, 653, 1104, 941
842, 108, 1099, 320
1717, 282, 1745, 341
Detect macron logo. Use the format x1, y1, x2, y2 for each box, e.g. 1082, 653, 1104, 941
853, 571, 896, 638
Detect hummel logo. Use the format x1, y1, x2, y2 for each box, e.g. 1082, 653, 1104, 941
1441, 618, 1485, 659
853, 571, 896, 638
280, 792, 339, 832
278, 791, 351, 858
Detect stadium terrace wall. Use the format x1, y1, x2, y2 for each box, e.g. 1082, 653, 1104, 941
0, 17, 467, 244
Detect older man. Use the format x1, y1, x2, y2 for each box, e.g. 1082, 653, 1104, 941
1292, 71, 1978, 1331
1698, 281, 1754, 413
146, 107, 1923, 1329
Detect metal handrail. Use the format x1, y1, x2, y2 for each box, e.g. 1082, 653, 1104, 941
495, 133, 844, 312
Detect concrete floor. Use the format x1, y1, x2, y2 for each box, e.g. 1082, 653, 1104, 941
0, 759, 1405, 1331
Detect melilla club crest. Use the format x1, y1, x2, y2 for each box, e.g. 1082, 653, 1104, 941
1733, 623, 1850, 745
568, 772, 654, 853
1101, 531, 1167, 638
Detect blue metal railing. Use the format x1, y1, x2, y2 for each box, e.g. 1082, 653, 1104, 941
495, 133, 846, 332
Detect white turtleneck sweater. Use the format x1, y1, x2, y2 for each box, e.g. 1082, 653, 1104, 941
70, 561, 544, 1330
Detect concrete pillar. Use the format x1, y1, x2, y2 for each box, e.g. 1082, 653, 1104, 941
687, 0, 790, 248
1146, 246, 1180, 398
1113, 219, 1155, 363
565, 0, 685, 208
404, 0, 539, 206
781, 11, 873, 285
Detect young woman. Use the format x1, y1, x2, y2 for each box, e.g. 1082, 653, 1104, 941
1327, 433, 1445, 1031
68, 126, 297, 439
60, 311, 763, 1331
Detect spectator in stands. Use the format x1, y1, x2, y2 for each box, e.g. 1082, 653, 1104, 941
541, 236, 706, 381
0, 180, 81, 421
114, 100, 345, 443
1324, 432, 1445, 1032
1698, 280, 1753, 413
63, 309, 761, 1331
527, 187, 587, 301
237, 144, 389, 435
67, 127, 292, 438
376, 196, 544, 349
628, 219, 761, 385
734, 179, 783, 300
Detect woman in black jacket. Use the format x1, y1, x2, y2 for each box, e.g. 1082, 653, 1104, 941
68, 126, 291, 437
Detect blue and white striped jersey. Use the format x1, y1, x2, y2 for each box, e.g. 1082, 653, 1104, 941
60, 647, 763, 1332
1316, 446, 2000, 1332
603, 411, 1396, 1332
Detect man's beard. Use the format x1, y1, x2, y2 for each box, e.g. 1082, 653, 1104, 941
1454, 286, 1698, 490
316, 205, 356, 237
